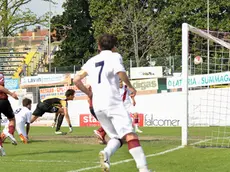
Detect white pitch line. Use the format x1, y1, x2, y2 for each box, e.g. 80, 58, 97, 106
67, 146, 184, 172
190, 139, 211, 146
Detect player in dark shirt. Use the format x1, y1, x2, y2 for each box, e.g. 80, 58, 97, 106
30, 89, 75, 134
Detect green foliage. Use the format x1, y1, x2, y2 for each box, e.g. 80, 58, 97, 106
52, 0, 230, 70
90, 0, 171, 67
0, 0, 50, 36
158, 0, 230, 70
52, 0, 96, 67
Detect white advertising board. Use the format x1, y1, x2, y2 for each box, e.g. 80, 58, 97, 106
134, 93, 182, 127
130, 66, 163, 79
20, 74, 71, 88
131, 78, 158, 90
5, 88, 230, 127
167, 71, 230, 89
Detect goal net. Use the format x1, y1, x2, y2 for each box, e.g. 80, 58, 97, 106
182, 23, 230, 148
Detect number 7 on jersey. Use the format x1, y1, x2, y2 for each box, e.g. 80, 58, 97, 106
95, 61, 104, 83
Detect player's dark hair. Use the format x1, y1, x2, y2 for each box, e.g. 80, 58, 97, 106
65, 89, 75, 97
22, 98, 32, 107
98, 33, 117, 50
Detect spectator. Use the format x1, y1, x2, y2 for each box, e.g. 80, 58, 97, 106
20, 60, 27, 77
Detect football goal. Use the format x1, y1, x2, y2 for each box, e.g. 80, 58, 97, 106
181, 23, 230, 148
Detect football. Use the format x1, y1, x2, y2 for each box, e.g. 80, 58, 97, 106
194, 56, 203, 65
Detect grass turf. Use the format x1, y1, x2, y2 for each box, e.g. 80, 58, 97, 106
0, 127, 230, 172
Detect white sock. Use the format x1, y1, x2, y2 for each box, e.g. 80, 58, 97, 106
129, 146, 148, 170
104, 138, 121, 158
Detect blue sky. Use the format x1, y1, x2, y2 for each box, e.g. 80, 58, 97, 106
22, 0, 65, 16
20, 0, 66, 29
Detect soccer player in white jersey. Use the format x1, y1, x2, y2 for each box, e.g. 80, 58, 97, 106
1, 98, 32, 144
119, 80, 143, 133
74, 34, 151, 172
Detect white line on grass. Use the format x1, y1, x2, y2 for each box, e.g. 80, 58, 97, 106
67, 146, 184, 172
190, 139, 210, 146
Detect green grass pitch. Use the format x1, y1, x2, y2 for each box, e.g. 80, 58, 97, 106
0, 127, 230, 172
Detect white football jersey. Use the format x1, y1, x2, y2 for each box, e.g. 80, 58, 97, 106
82, 51, 126, 111
119, 85, 132, 109
14, 106, 32, 124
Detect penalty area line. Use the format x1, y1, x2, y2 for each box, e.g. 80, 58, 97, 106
67, 146, 184, 172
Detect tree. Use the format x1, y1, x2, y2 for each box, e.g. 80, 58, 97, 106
0, 0, 56, 36
113, 1, 171, 67
52, 0, 95, 68
90, 0, 170, 67
157, 0, 230, 71
50, 15, 69, 42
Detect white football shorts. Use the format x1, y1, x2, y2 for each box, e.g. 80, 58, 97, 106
95, 104, 134, 139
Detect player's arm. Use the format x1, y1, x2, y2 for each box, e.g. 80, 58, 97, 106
73, 70, 92, 98
87, 97, 91, 105
127, 87, 136, 106
26, 112, 32, 138
0, 85, 18, 100
26, 123, 30, 138
131, 95, 136, 106
118, 72, 132, 88
61, 101, 73, 133
63, 107, 71, 126
114, 55, 136, 97
118, 72, 136, 97
63, 107, 73, 133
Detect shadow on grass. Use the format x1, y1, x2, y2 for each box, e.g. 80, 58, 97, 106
141, 139, 161, 142
140, 139, 181, 145
28, 139, 49, 143
3, 140, 50, 145
12, 149, 94, 156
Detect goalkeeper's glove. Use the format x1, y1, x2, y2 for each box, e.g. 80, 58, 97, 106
69, 125, 73, 133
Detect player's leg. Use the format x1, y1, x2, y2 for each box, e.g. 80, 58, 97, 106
1, 120, 9, 143
16, 122, 28, 144
128, 106, 143, 133
89, 107, 98, 120
55, 113, 67, 135
125, 133, 149, 172
52, 112, 59, 128
94, 126, 107, 144
30, 102, 45, 124
95, 110, 122, 171
0, 137, 6, 156
0, 116, 6, 156
30, 115, 39, 123
133, 113, 143, 133
90, 107, 107, 144
55, 113, 64, 132
111, 105, 150, 172
43, 105, 66, 135
4, 117, 17, 145
31, 102, 46, 124
0, 132, 6, 143
2, 100, 17, 145
19, 134, 28, 144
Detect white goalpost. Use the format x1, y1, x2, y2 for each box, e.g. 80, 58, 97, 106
182, 23, 230, 147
